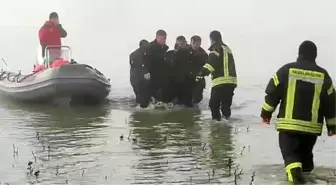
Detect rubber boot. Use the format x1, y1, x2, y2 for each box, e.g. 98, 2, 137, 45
287, 167, 307, 184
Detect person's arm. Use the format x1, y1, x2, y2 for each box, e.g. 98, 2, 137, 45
129, 53, 133, 66
58, 24, 67, 38
38, 27, 48, 46
321, 73, 336, 135
141, 51, 150, 75
260, 66, 286, 123
200, 49, 208, 66
143, 46, 152, 74
199, 50, 218, 77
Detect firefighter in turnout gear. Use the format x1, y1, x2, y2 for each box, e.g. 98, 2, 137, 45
260, 40, 336, 184
197, 30, 237, 121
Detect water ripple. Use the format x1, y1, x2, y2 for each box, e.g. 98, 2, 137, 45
0, 94, 334, 185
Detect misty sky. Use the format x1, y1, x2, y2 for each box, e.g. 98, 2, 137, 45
0, 0, 335, 88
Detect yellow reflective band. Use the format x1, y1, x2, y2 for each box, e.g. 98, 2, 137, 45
221, 46, 231, 77
210, 50, 219, 57
224, 50, 229, 77
211, 76, 237, 87
312, 83, 322, 124
285, 162, 302, 171
222, 46, 232, 54
272, 74, 279, 86
203, 63, 215, 72
326, 118, 336, 126
285, 78, 296, 119
277, 118, 323, 134
327, 85, 335, 95
289, 68, 324, 80
285, 162, 302, 182
286, 68, 325, 126
262, 101, 275, 112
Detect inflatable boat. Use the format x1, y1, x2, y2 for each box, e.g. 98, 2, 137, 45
0, 45, 111, 105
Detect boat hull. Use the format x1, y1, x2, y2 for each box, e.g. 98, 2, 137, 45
0, 64, 111, 104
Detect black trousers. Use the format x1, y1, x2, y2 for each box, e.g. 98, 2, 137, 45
209, 84, 235, 121
131, 77, 151, 108
175, 78, 194, 107
130, 72, 140, 103
150, 78, 171, 103
192, 78, 205, 104
138, 81, 151, 108
279, 131, 317, 173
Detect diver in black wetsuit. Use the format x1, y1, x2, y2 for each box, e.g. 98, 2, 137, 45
129, 39, 151, 107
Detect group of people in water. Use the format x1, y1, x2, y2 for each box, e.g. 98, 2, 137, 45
130, 32, 207, 108
130, 29, 336, 184
129, 30, 238, 121
39, 11, 336, 184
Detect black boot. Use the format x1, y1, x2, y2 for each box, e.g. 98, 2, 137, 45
287, 167, 307, 184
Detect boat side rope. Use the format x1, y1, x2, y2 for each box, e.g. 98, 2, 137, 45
0, 63, 106, 84
15, 73, 37, 83
0, 71, 37, 83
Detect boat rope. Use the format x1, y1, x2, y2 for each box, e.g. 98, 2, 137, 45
0, 63, 105, 84
16, 73, 37, 83
0, 70, 37, 83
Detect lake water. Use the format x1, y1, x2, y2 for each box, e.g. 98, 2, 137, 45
0, 0, 335, 184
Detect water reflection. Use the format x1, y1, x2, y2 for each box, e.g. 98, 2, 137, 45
130, 109, 202, 149
207, 123, 235, 169
2, 99, 111, 124
127, 109, 236, 184
128, 109, 200, 184
0, 98, 246, 184
0, 98, 138, 185
0, 100, 113, 161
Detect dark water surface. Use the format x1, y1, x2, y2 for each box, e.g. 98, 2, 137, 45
0, 0, 335, 184
0, 86, 335, 185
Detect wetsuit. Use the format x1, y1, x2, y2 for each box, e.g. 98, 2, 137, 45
190, 47, 208, 104
198, 42, 237, 120
129, 47, 150, 107
170, 44, 194, 107
261, 41, 336, 184
144, 40, 170, 103
165, 50, 178, 103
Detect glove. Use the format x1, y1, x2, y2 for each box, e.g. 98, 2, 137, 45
328, 129, 335, 136
150, 97, 156, 104
262, 118, 270, 125
195, 76, 203, 82
144, 73, 150, 80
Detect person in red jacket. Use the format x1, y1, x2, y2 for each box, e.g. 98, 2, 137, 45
38, 12, 67, 64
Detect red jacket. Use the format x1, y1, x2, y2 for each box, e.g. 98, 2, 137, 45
38, 21, 67, 57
